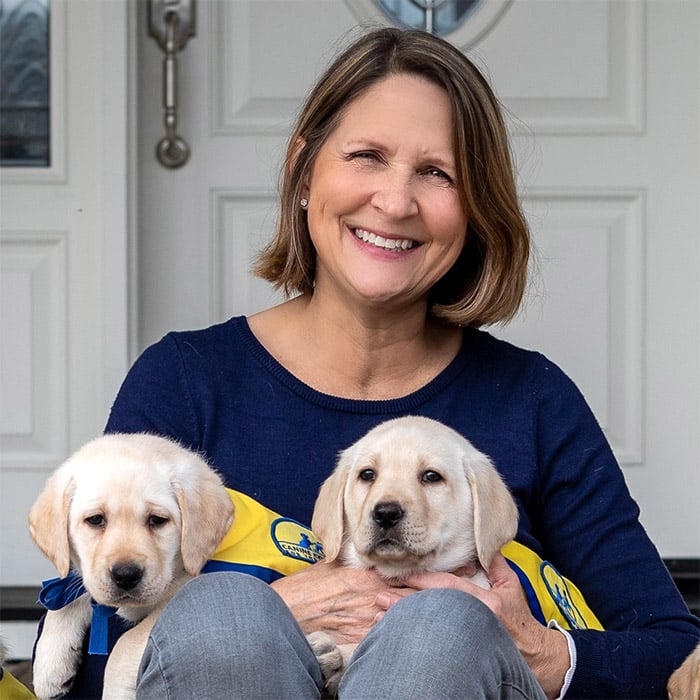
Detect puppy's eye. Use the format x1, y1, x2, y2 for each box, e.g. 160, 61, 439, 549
148, 515, 169, 528
421, 471, 443, 483
85, 514, 105, 528
358, 469, 376, 482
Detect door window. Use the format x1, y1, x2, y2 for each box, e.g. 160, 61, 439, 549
0, 0, 50, 167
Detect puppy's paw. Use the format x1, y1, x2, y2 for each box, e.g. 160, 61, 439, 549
32, 649, 79, 699
307, 630, 344, 673
33, 638, 82, 699
306, 631, 345, 695
32, 593, 92, 699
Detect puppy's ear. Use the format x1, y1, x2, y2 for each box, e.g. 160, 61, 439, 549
311, 453, 350, 563
29, 470, 75, 578
463, 453, 518, 572
175, 457, 235, 576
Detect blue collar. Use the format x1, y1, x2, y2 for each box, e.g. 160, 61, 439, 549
39, 573, 117, 655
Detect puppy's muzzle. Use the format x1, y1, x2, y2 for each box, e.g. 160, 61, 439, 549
111, 563, 144, 591
373, 501, 404, 530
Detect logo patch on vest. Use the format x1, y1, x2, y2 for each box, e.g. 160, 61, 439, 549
540, 561, 588, 630
271, 518, 325, 564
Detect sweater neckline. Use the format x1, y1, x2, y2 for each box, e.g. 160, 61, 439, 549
234, 316, 473, 415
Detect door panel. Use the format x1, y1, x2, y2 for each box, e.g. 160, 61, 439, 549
135, 0, 699, 556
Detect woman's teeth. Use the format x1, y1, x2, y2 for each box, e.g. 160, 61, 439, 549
354, 228, 415, 250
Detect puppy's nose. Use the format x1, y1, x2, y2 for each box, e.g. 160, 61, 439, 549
373, 501, 404, 530
111, 563, 143, 590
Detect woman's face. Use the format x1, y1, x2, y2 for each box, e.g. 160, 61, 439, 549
303, 72, 468, 313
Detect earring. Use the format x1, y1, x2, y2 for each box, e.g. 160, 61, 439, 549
300, 197, 309, 209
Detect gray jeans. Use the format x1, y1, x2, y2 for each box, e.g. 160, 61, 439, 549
137, 572, 548, 699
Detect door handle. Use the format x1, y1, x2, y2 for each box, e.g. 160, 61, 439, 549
148, 0, 196, 169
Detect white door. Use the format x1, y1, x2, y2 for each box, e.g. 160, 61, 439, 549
0, 0, 130, 583
0, 0, 130, 654
135, 0, 699, 559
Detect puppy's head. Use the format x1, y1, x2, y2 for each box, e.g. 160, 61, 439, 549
311, 417, 518, 579
29, 434, 234, 608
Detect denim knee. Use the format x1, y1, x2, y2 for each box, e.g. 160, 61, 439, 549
341, 590, 544, 700
381, 587, 501, 638
146, 572, 309, 665
139, 573, 324, 698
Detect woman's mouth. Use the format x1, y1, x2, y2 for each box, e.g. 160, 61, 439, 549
353, 227, 416, 251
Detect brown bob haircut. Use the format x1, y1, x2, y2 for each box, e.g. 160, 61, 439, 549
254, 27, 530, 327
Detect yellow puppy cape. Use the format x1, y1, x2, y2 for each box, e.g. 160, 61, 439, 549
208, 490, 602, 630
502, 540, 603, 631
201, 488, 324, 581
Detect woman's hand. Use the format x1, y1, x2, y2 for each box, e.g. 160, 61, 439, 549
380, 553, 569, 700
271, 560, 408, 644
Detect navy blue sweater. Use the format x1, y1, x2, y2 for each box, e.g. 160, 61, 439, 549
86, 316, 696, 698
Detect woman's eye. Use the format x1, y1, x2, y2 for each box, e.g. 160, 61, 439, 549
85, 514, 105, 527
424, 167, 454, 184
148, 515, 169, 528
359, 469, 376, 482
421, 470, 443, 483
348, 151, 381, 164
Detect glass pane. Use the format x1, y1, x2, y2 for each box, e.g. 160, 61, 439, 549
377, 0, 483, 36
0, 0, 50, 167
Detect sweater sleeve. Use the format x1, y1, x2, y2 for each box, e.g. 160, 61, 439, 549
530, 357, 699, 698
104, 333, 202, 449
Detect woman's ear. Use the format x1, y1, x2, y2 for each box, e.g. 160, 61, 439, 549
289, 137, 306, 172
288, 137, 310, 203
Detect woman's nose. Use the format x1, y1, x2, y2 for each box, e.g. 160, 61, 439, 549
369, 171, 418, 219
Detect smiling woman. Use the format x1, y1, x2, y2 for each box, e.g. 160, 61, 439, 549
302, 73, 467, 314
255, 30, 529, 329
57, 25, 699, 700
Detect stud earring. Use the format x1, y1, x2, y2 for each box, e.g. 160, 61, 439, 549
300, 197, 309, 209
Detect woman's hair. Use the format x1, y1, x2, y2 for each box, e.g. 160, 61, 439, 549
254, 27, 530, 327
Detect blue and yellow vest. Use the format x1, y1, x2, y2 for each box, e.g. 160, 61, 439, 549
202, 488, 325, 580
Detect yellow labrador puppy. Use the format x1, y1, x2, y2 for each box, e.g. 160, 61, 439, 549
668, 642, 700, 700
307, 416, 518, 693
29, 434, 234, 700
